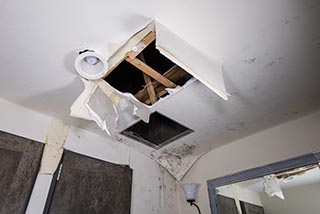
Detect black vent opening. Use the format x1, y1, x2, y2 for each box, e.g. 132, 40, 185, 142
121, 112, 193, 149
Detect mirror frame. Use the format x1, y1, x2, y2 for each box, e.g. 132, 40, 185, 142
207, 151, 320, 214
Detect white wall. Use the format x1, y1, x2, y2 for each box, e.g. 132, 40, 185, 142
0, 98, 52, 142
180, 111, 320, 214
260, 182, 320, 214
0, 98, 178, 214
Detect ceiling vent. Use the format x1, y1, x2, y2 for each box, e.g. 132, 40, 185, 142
121, 112, 193, 149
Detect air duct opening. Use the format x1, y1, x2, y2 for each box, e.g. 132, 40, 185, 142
121, 112, 193, 149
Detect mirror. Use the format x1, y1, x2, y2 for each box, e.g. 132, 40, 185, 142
207, 152, 320, 214
216, 164, 320, 214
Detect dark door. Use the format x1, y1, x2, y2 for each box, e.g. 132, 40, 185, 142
47, 150, 132, 214
0, 130, 44, 214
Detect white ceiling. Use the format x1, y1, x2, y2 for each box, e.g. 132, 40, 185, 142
0, 0, 320, 168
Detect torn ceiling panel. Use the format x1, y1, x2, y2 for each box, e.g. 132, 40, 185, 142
155, 22, 230, 100
71, 79, 151, 135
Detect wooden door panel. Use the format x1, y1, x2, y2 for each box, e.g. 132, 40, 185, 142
48, 151, 132, 214
0, 131, 44, 214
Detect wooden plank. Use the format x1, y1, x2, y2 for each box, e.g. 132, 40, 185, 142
139, 53, 157, 104
135, 66, 188, 104
126, 57, 176, 88
143, 74, 157, 104
144, 90, 168, 105
103, 32, 156, 78
126, 32, 156, 59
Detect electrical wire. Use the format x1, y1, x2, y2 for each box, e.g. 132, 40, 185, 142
191, 202, 201, 214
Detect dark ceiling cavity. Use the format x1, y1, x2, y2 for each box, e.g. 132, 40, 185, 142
104, 60, 146, 95
137, 41, 175, 75
103, 32, 193, 105
121, 112, 193, 149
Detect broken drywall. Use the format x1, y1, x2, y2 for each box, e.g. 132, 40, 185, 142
155, 22, 230, 100
106, 20, 229, 100
70, 19, 229, 180
71, 79, 151, 136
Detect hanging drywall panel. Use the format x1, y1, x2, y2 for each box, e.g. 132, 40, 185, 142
155, 22, 229, 100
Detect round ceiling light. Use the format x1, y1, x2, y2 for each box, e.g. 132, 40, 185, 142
74, 49, 108, 80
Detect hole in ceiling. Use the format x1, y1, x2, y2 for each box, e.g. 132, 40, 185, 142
103, 32, 193, 105
121, 111, 193, 149
104, 60, 146, 94
137, 40, 175, 74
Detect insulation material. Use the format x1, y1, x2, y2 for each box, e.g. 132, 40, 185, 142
263, 175, 285, 200
155, 22, 229, 100
39, 119, 69, 174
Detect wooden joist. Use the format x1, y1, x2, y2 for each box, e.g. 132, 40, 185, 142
126, 32, 156, 59
139, 53, 157, 104
143, 74, 157, 104
135, 66, 189, 104
104, 32, 156, 77
125, 57, 176, 88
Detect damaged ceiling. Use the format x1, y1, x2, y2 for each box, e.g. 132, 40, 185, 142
0, 0, 320, 180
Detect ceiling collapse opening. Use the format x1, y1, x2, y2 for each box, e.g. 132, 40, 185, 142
71, 20, 230, 180
121, 111, 193, 149
104, 32, 193, 105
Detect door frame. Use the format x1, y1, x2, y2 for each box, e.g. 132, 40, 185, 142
207, 151, 320, 214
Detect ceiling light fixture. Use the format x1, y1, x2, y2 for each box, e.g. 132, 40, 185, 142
74, 49, 108, 80
85, 56, 99, 65
181, 182, 201, 214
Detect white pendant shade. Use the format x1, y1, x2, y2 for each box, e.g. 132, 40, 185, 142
181, 182, 199, 201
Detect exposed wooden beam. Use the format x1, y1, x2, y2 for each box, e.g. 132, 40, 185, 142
104, 32, 156, 78
126, 32, 156, 59
143, 74, 157, 104
135, 66, 189, 104
125, 57, 176, 88
139, 53, 157, 104
144, 90, 168, 105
